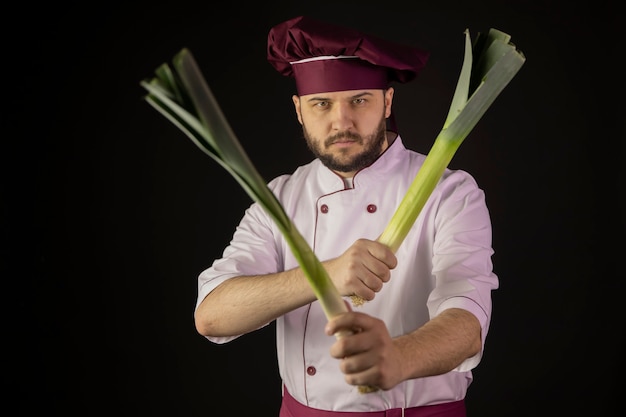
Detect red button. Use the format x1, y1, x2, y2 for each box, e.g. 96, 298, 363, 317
306, 366, 316, 376
367, 204, 377, 213
320, 204, 329, 213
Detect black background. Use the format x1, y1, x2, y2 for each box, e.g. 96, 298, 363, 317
5, 1, 624, 416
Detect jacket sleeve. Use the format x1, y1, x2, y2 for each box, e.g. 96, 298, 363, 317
428, 169, 499, 371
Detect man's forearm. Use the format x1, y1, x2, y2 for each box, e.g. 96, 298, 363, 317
395, 308, 482, 381
194, 268, 317, 337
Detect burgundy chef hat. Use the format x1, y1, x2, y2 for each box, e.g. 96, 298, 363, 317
267, 15, 430, 96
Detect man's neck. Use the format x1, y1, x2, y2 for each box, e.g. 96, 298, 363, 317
386, 130, 398, 146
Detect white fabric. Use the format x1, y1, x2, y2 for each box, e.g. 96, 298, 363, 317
196, 136, 499, 411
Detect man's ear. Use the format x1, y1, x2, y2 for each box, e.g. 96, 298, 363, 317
292, 95, 303, 125
385, 87, 395, 119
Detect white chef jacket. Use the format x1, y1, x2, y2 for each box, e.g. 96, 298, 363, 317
196, 136, 499, 411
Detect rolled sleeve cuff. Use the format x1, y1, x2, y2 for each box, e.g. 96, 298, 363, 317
436, 296, 491, 372
195, 272, 243, 344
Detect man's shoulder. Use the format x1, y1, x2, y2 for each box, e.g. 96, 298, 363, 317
267, 159, 319, 190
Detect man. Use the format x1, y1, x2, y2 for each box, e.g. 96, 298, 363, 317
194, 15, 499, 416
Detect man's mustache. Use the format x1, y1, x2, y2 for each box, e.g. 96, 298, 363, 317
325, 131, 363, 147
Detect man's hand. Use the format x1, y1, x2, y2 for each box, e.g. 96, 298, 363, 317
325, 311, 404, 391
323, 239, 397, 301
326, 308, 483, 391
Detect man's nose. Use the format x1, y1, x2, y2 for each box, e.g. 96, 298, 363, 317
330, 103, 355, 131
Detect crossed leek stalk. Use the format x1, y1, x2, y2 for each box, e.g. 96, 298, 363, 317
140, 27, 525, 393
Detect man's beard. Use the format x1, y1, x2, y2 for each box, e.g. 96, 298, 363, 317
302, 117, 387, 174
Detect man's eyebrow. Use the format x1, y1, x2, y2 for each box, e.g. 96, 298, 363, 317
350, 91, 375, 99
305, 91, 375, 103
305, 96, 331, 103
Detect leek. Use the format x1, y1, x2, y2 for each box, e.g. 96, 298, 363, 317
140, 49, 348, 321
350, 28, 525, 307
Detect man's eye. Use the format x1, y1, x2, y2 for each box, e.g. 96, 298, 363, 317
353, 98, 366, 105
